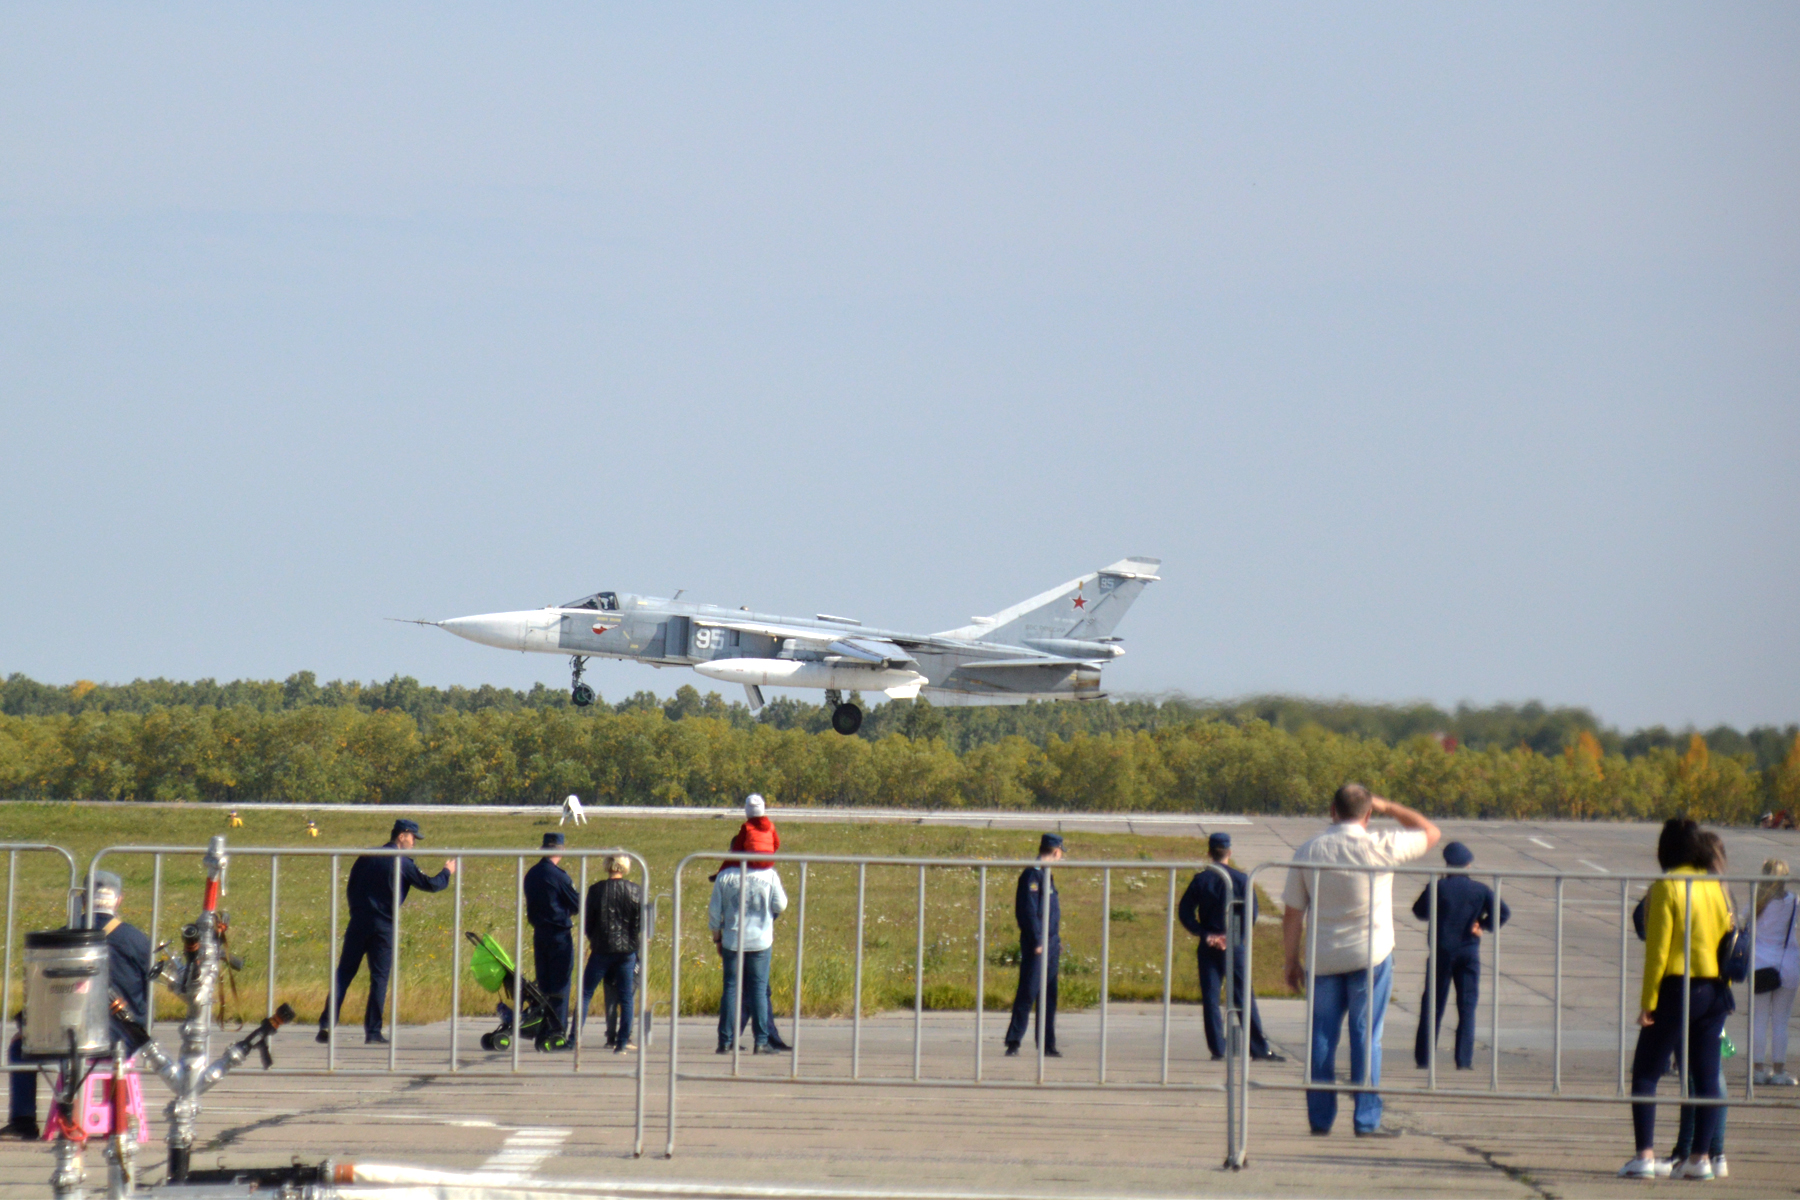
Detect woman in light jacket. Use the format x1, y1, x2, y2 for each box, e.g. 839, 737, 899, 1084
1619, 818, 1734, 1181
1751, 860, 1798, 1086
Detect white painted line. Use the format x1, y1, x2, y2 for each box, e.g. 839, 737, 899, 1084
1579, 860, 1609, 873
1529, 837, 1555, 850
477, 1127, 569, 1182
13, 798, 1257, 829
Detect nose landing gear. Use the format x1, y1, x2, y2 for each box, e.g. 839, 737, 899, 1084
570, 656, 595, 707
824, 689, 863, 735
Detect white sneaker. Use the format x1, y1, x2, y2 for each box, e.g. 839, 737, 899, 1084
1713, 1155, 1727, 1179
1754, 1067, 1773, 1084
1676, 1158, 1715, 1181
1652, 1158, 1678, 1178
1617, 1158, 1658, 1179
1771, 1071, 1798, 1086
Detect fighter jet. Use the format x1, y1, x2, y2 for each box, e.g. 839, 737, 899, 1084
426, 557, 1160, 735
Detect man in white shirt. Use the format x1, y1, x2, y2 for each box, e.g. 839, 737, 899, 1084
708, 862, 789, 1053
1282, 783, 1439, 1138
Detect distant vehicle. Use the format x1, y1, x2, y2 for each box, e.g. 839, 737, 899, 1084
423, 558, 1160, 735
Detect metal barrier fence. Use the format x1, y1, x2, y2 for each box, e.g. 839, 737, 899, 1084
0, 844, 82, 1076
664, 852, 1241, 1158
1228, 860, 1800, 1168
83, 843, 654, 1155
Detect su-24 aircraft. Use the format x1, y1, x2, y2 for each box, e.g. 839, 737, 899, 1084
426, 557, 1161, 735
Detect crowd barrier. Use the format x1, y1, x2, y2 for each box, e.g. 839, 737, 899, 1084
3, 836, 1798, 1173
1227, 860, 1800, 1168
81, 844, 655, 1156
663, 852, 1241, 1158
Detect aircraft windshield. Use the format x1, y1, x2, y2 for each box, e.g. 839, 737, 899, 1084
563, 591, 620, 611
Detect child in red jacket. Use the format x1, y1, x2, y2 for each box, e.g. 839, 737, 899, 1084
727, 793, 779, 870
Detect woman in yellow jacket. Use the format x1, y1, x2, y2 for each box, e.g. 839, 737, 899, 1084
1619, 818, 1734, 1181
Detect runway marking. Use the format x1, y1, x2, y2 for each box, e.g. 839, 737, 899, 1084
477, 1126, 569, 1181
1528, 837, 1555, 850
1578, 860, 1609, 873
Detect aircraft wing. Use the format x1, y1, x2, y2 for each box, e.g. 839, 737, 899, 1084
692, 617, 919, 666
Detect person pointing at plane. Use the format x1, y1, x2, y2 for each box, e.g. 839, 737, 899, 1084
318, 819, 456, 1045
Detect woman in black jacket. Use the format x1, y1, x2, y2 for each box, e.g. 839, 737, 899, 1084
580, 856, 643, 1051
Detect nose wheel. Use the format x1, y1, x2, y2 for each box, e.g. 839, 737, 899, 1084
570, 656, 595, 707
831, 701, 862, 735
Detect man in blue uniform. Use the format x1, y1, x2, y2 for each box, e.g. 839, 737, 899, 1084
1178, 833, 1285, 1063
4, 871, 152, 1140
317, 819, 456, 1045
1412, 841, 1509, 1071
525, 831, 579, 1050
1004, 834, 1064, 1058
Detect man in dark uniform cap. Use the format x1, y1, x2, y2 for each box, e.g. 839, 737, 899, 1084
1179, 833, 1284, 1063
318, 819, 456, 1045
3, 870, 152, 1140
1004, 833, 1064, 1058
525, 831, 579, 1049
1412, 840, 1509, 1071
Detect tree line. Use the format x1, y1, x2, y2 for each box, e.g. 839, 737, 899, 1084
0, 674, 1794, 821
5, 671, 1794, 768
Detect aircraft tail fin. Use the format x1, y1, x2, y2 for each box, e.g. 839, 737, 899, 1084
937, 557, 1161, 645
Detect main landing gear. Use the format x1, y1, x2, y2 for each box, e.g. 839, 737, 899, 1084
569, 656, 595, 708
824, 689, 862, 736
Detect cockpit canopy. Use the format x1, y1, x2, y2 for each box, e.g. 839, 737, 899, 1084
562, 591, 620, 611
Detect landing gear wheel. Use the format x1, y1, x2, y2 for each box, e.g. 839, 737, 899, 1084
569, 656, 594, 707
831, 702, 863, 736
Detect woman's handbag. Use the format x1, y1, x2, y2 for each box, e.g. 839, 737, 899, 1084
1753, 896, 1795, 995
1719, 887, 1752, 985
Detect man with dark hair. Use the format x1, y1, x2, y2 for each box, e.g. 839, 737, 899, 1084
526, 831, 580, 1050
1411, 841, 1509, 1071
1282, 785, 1439, 1138
1180, 833, 1284, 1063
1004, 834, 1064, 1058
318, 819, 456, 1045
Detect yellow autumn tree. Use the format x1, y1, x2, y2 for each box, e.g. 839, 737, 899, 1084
1679, 733, 1710, 779
1776, 732, 1800, 813
1565, 730, 1605, 780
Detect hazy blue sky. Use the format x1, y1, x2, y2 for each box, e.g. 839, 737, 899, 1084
2, 5, 1795, 730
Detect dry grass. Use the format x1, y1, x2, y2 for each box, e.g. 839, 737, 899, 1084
0, 803, 1294, 1027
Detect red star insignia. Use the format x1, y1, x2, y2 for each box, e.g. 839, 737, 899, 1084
1072, 594, 1086, 609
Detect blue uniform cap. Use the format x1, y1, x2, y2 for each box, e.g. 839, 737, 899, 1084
1038, 833, 1064, 855
1208, 832, 1232, 852
391, 818, 422, 841
1442, 841, 1473, 868
542, 831, 566, 849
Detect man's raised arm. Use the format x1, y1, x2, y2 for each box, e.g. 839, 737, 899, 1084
1370, 796, 1440, 851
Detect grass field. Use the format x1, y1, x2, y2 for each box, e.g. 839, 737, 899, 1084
0, 803, 1294, 1027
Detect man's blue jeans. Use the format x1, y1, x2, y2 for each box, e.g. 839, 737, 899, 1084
718, 946, 772, 1049
1307, 955, 1394, 1134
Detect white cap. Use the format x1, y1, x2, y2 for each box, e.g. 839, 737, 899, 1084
745, 794, 765, 819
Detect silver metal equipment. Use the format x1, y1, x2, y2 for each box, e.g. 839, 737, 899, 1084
22, 928, 113, 1060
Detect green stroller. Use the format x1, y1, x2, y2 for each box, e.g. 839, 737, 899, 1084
465, 931, 568, 1051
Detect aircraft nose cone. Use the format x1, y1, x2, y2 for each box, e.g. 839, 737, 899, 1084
439, 612, 532, 652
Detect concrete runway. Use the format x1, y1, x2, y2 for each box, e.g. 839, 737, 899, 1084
3, 814, 1797, 1198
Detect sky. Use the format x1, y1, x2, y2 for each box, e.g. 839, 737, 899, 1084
1, 4, 1795, 731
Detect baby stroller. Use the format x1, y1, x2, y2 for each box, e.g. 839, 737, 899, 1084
464, 931, 568, 1052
